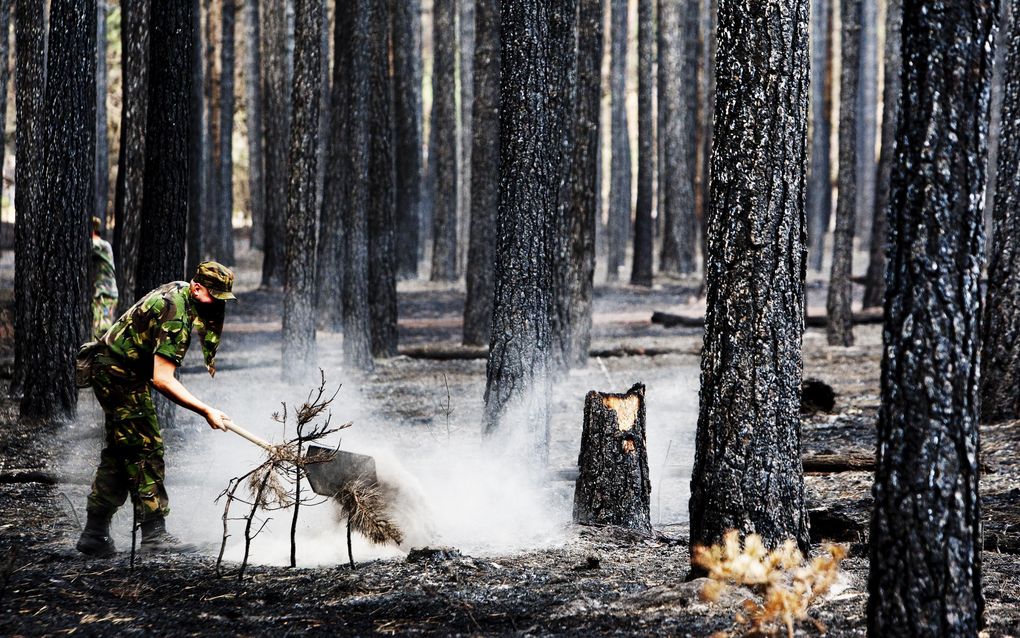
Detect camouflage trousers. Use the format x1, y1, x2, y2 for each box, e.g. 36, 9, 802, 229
86, 352, 169, 523
92, 295, 118, 339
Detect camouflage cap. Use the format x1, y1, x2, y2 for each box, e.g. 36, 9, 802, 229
193, 261, 237, 301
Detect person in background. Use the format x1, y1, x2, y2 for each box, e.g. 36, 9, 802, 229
91, 216, 119, 339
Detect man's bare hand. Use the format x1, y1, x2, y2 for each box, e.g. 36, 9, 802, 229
205, 408, 230, 431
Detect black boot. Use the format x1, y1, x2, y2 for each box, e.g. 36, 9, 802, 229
76, 512, 116, 558
139, 517, 197, 554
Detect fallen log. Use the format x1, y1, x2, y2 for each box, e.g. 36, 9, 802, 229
399, 344, 700, 360
0, 470, 58, 485
651, 308, 885, 329
573, 383, 652, 534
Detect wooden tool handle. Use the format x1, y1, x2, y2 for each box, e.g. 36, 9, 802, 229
222, 419, 274, 452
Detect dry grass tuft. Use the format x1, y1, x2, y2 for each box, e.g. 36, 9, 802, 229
335, 479, 404, 546
692, 530, 847, 638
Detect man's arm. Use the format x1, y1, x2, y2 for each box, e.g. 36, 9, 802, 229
152, 354, 229, 430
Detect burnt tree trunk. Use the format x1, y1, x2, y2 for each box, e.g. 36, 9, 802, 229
281, 0, 323, 380
21, 0, 96, 421
260, 0, 292, 289
458, 0, 475, 273
606, 0, 630, 282
630, 0, 654, 287
982, 1, 1020, 423
216, 0, 237, 264
984, 1, 1013, 237
853, 0, 877, 243
572, 384, 652, 534
868, 2, 995, 634
137, 0, 193, 295
316, 2, 351, 332
697, 0, 717, 261
429, 0, 458, 281
186, 0, 205, 276
462, 0, 500, 347
659, 0, 696, 275
826, 0, 860, 347
113, 0, 150, 313
341, 0, 374, 371
367, 1, 397, 359
688, 0, 811, 556
95, 0, 109, 226
560, 0, 603, 368
483, 0, 573, 462
862, 0, 900, 309
246, 0, 266, 250
807, 0, 833, 272
11, 0, 47, 400
392, 0, 423, 279
0, 0, 9, 186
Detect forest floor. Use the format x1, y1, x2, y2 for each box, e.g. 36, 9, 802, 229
0, 246, 1018, 637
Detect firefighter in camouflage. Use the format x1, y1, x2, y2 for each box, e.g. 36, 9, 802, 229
90, 217, 119, 338
76, 261, 237, 557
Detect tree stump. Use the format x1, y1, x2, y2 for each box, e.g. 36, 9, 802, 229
572, 383, 652, 534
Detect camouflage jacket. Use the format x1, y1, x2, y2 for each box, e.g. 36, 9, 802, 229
91, 236, 119, 300
101, 282, 222, 379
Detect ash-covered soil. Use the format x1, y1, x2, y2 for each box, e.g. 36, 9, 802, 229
1, 253, 1019, 637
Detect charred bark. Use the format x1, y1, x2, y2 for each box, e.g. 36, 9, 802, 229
281, 0, 323, 380
392, 0, 423, 279
868, 2, 995, 634
368, 1, 397, 359
11, 0, 46, 399
137, 0, 193, 296
853, 0, 877, 243
316, 2, 352, 332
95, 0, 109, 227
573, 384, 652, 534
697, 0, 717, 260
186, 0, 205, 277
341, 0, 374, 371
484, 0, 573, 462
658, 0, 697, 275
981, 1, 1020, 423
462, 0, 499, 347
260, 0, 292, 289
113, 0, 151, 313
559, 0, 603, 368
861, 0, 899, 309
683, 0, 701, 252
807, 0, 833, 272
826, 0, 860, 347
215, 0, 237, 264
458, 0, 475, 274
21, 0, 97, 420
429, 0, 458, 281
688, 0, 811, 556
606, 0, 631, 282
246, 0, 266, 250
630, 0, 654, 287
0, 1, 9, 185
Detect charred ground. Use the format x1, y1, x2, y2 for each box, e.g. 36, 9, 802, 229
1, 265, 1019, 637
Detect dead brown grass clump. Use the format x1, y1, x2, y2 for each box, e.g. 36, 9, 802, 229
692, 530, 847, 638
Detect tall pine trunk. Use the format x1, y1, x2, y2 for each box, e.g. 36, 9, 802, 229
341, 0, 374, 371
113, 0, 150, 313
281, 0, 323, 380
826, 0, 860, 347
807, 0, 833, 272
216, 0, 237, 264
246, 0, 266, 250
186, 0, 205, 276
392, 0, 423, 279
862, 0, 900, 309
982, 2, 1020, 423
368, 0, 397, 358
11, 0, 47, 400
462, 0, 499, 347
630, 0, 654, 287
560, 0, 603, 368
659, 0, 697, 275
260, 0, 292, 288
606, 0, 631, 282
95, 0, 109, 227
458, 0, 475, 274
868, 2, 995, 633
21, 0, 97, 421
316, 2, 351, 332
429, 0, 458, 282
853, 0, 877, 243
688, 0, 811, 556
